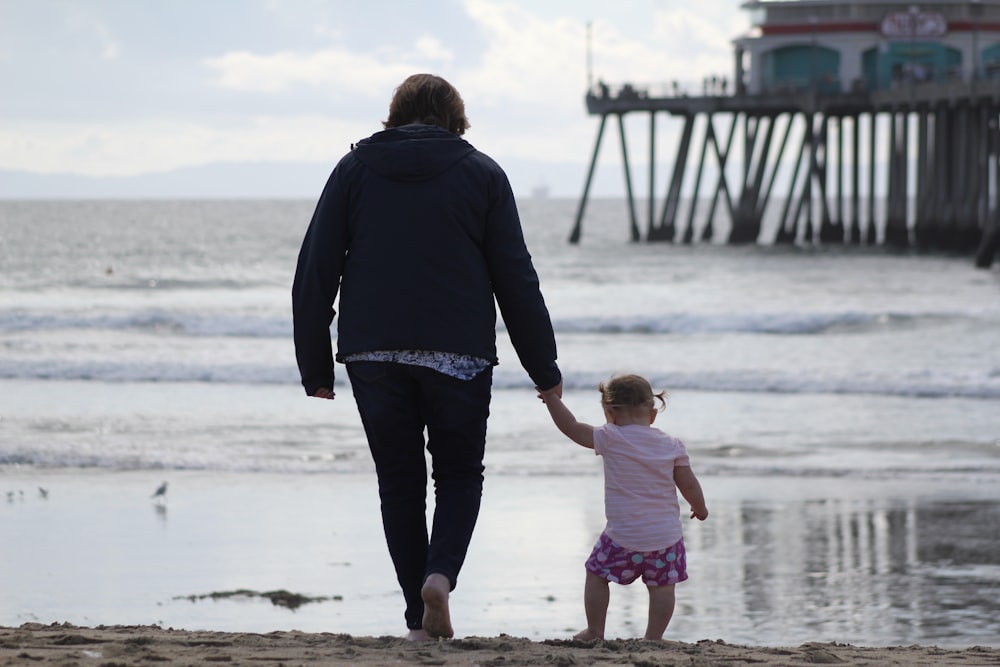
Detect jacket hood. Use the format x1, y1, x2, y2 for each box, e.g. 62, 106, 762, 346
352, 124, 476, 182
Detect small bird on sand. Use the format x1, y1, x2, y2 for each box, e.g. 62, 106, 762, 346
38, 487, 49, 499
151, 481, 168, 501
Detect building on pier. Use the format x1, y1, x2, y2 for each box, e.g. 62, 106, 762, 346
572, 0, 1000, 267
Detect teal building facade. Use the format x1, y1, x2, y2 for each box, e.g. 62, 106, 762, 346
735, 0, 1000, 94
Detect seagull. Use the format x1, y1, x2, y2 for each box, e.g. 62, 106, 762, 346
151, 481, 168, 501
38, 487, 49, 499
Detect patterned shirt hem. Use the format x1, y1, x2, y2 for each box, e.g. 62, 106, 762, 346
341, 350, 491, 381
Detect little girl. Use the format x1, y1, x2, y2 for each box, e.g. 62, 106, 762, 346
538, 374, 708, 641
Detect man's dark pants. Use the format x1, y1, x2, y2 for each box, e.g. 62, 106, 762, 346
346, 361, 492, 630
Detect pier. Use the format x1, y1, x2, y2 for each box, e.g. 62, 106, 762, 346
572, 0, 1000, 268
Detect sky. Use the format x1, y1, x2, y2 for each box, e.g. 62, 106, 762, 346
0, 0, 750, 198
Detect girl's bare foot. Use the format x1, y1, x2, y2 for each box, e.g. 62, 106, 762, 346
573, 628, 603, 641
421, 573, 454, 639
405, 629, 430, 642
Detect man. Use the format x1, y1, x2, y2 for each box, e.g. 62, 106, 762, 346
292, 73, 561, 640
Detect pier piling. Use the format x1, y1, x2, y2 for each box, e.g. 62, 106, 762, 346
574, 1, 1000, 268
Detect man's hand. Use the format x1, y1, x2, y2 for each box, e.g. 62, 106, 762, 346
536, 381, 563, 403
312, 387, 336, 400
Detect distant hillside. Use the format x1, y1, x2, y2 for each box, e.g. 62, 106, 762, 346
0, 159, 619, 200
0, 162, 332, 199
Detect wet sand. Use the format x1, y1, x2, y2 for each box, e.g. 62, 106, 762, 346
2, 623, 1000, 666
3, 468, 999, 648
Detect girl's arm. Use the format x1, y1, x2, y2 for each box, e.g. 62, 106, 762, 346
674, 465, 708, 520
537, 389, 596, 449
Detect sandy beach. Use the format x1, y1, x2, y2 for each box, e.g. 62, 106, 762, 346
2, 623, 1000, 666
3, 465, 1000, 648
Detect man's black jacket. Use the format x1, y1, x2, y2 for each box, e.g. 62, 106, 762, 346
292, 124, 561, 396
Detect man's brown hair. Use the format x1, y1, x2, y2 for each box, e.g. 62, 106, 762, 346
383, 73, 471, 136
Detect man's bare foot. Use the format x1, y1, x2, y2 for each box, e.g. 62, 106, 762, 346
573, 628, 603, 641
421, 573, 454, 639
405, 629, 430, 642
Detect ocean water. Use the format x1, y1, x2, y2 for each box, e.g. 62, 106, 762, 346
1, 198, 999, 646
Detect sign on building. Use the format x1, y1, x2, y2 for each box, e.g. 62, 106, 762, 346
880, 10, 948, 39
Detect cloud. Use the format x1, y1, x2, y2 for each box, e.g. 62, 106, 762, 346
203, 38, 455, 94
458, 0, 587, 106
0, 0, 749, 196
195, 0, 601, 168
413, 36, 455, 63
0, 116, 371, 176
205, 49, 398, 94
95, 22, 120, 60
651, 6, 745, 83
65, 6, 121, 61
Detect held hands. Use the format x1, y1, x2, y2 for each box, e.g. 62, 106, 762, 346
535, 381, 563, 403
311, 387, 336, 400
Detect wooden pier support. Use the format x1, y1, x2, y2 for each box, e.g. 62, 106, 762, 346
573, 81, 1000, 267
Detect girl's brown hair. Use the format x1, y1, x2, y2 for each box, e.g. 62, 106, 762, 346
383, 73, 471, 136
598, 374, 667, 412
